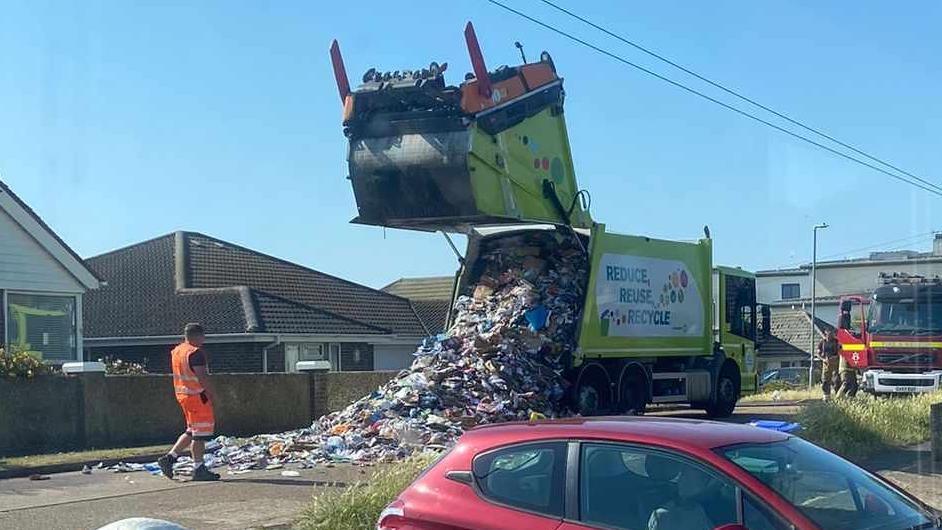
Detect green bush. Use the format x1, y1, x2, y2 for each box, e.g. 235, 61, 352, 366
295, 452, 439, 530
797, 391, 942, 459
98, 355, 148, 375
0, 346, 50, 378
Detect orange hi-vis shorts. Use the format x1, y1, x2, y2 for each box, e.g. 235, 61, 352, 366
176, 393, 215, 440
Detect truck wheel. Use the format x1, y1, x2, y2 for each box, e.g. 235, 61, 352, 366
572, 363, 612, 416
706, 363, 740, 418
618, 366, 647, 415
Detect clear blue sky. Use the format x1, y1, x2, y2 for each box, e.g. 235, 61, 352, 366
2, 1, 940, 288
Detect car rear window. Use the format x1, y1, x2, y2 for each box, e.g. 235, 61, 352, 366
472, 441, 566, 518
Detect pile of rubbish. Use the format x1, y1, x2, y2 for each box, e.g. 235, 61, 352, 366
201, 229, 589, 471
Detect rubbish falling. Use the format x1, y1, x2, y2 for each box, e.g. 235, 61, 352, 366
202, 229, 588, 471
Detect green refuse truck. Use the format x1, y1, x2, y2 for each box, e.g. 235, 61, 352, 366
329, 23, 764, 417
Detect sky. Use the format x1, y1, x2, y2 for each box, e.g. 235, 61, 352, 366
1, 0, 940, 288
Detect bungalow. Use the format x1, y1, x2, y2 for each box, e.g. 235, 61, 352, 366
0, 180, 101, 362
82, 231, 437, 373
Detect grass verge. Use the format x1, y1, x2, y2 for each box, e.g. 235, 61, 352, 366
295, 452, 439, 530
0, 444, 167, 472
797, 391, 942, 459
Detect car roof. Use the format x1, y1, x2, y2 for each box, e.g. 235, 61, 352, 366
464, 416, 789, 451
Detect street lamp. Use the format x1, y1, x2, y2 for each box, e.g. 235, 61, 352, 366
809, 222, 829, 390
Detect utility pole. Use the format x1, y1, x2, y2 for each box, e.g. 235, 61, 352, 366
809, 223, 829, 390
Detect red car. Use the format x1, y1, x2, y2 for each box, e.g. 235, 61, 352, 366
378, 417, 939, 530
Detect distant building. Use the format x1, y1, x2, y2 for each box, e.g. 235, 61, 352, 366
381, 276, 454, 334
0, 180, 102, 363
758, 234, 942, 326
83, 232, 436, 373
756, 234, 942, 369
757, 309, 834, 371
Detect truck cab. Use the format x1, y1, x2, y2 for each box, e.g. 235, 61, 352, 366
837, 274, 942, 394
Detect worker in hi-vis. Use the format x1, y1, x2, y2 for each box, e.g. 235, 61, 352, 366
157, 323, 220, 481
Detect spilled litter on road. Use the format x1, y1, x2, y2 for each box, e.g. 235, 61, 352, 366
212, 230, 587, 471
107, 230, 588, 475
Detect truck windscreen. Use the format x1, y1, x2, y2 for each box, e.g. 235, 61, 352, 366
868, 298, 942, 335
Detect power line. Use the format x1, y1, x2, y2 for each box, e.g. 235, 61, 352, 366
485, 0, 942, 198
818, 232, 938, 262
770, 230, 939, 271
537, 0, 942, 194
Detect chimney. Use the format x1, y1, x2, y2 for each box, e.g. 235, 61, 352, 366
934, 233, 942, 256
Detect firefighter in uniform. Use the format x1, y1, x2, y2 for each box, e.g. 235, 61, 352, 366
819, 329, 840, 401
837, 352, 859, 398
157, 323, 220, 481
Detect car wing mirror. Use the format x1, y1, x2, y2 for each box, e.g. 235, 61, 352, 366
445, 470, 473, 485
713, 525, 747, 530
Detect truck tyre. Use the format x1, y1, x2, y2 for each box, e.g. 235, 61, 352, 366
572, 363, 613, 416
618, 366, 648, 415
706, 362, 740, 418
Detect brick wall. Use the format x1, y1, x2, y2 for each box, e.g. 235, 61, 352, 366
311, 370, 396, 418
85, 341, 266, 373
0, 370, 399, 455
340, 342, 374, 371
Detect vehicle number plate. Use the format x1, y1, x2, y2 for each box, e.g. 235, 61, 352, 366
896, 387, 919, 393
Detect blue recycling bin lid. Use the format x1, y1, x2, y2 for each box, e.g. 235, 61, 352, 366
749, 419, 801, 433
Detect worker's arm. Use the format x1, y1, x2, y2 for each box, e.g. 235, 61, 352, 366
189, 349, 215, 403
193, 364, 215, 403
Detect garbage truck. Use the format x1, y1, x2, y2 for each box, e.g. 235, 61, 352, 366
838, 273, 942, 394
328, 23, 762, 417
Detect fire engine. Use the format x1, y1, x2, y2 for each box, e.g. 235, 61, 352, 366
838, 273, 942, 394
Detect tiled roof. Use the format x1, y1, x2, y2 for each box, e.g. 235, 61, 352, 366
410, 299, 451, 334
84, 232, 427, 338
758, 308, 834, 358
381, 276, 454, 333
382, 276, 455, 301
185, 233, 426, 336
84, 234, 249, 337
252, 291, 385, 335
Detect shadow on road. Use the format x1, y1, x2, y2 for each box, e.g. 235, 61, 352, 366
233, 478, 349, 488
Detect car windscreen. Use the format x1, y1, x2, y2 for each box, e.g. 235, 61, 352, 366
720, 437, 934, 530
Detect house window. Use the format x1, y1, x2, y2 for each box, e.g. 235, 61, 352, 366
6, 293, 77, 362
781, 283, 800, 300
299, 343, 326, 361
295, 343, 342, 371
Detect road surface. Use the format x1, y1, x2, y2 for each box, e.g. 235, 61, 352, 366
0, 465, 370, 530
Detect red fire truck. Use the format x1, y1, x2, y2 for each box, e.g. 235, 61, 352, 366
838, 273, 942, 394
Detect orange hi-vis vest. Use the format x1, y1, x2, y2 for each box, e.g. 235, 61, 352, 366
171, 342, 204, 397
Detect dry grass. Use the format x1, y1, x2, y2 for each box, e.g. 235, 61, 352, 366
797, 391, 942, 459
740, 387, 823, 403
295, 452, 439, 530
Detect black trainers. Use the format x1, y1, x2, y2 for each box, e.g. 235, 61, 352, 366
191, 465, 220, 482
157, 454, 176, 479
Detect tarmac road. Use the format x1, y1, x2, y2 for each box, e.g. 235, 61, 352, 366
0, 465, 371, 530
